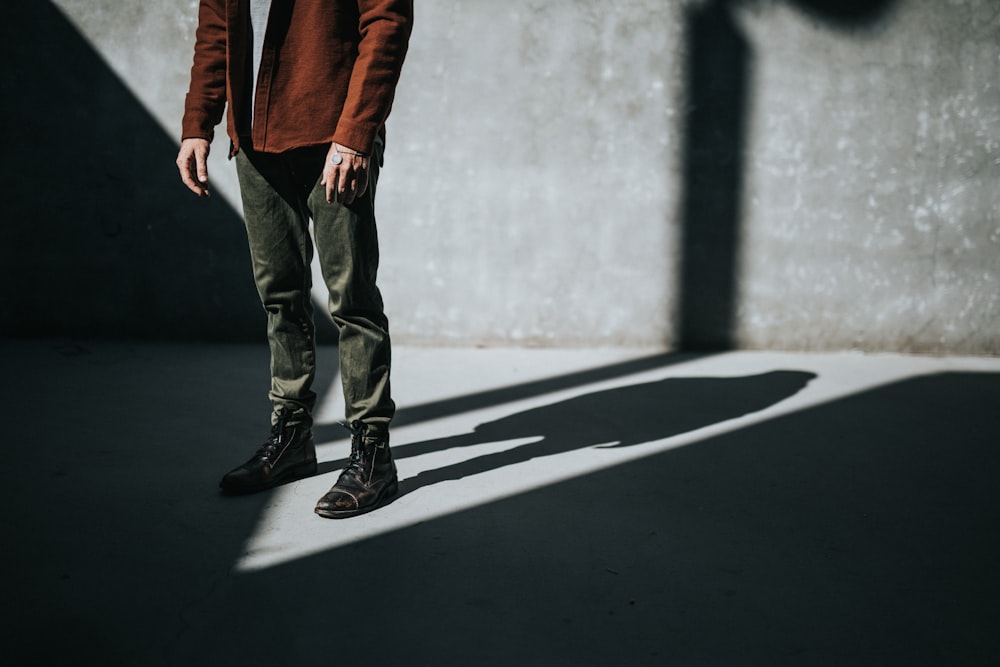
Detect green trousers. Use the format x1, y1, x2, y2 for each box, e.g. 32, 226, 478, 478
235, 141, 394, 435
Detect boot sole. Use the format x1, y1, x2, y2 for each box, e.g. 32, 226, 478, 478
314, 479, 399, 519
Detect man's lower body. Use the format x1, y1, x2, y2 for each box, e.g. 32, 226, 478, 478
219, 140, 398, 519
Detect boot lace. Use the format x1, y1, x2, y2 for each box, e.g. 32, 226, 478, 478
340, 420, 367, 475
257, 407, 292, 462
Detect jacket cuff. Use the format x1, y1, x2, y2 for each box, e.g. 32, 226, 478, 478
332, 118, 378, 155
181, 112, 216, 143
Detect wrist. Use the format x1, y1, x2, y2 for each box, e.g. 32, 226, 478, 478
334, 142, 367, 158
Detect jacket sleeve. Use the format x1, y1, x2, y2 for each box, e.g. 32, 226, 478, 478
334, 0, 413, 153
181, 0, 228, 141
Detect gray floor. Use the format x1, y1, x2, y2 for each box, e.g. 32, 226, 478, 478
4, 340, 999, 666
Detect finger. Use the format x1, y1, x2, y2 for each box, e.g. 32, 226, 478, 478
355, 168, 369, 198
354, 169, 368, 197
191, 171, 209, 195
176, 151, 193, 183
324, 168, 337, 203
340, 173, 358, 206
178, 157, 203, 195
195, 148, 209, 186
180, 173, 201, 195
337, 167, 350, 204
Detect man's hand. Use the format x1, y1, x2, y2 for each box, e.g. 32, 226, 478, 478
176, 138, 211, 197
321, 143, 369, 206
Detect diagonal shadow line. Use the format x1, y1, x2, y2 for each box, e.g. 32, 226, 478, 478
292, 368, 823, 572
1, 1, 342, 346
313, 350, 710, 443
242, 365, 1000, 571
394, 351, 710, 426
393, 370, 816, 494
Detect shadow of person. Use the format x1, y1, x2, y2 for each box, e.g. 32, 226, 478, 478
396, 370, 815, 493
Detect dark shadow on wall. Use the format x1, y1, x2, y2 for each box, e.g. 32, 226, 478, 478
676, 0, 896, 349
0, 2, 335, 342
676, 0, 749, 349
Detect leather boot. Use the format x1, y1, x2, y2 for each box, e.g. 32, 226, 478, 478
219, 407, 317, 494
315, 421, 398, 518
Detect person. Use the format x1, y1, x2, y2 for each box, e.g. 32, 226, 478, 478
176, 0, 413, 519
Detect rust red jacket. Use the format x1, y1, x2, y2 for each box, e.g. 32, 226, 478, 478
182, 0, 412, 156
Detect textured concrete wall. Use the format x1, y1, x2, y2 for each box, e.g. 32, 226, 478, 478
3, 0, 998, 352
734, 0, 1000, 353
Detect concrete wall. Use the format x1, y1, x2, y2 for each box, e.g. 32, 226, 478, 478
2, 0, 997, 352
